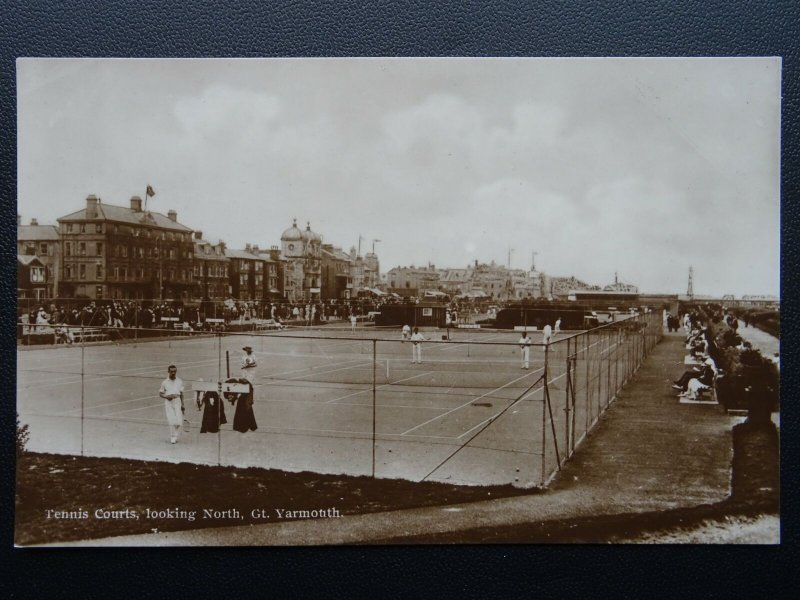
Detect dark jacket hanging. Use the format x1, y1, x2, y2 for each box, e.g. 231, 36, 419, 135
199, 391, 227, 433
225, 377, 258, 433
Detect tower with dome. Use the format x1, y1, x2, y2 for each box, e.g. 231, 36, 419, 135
280, 219, 323, 302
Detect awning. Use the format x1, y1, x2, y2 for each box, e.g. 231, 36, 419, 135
370, 288, 386, 296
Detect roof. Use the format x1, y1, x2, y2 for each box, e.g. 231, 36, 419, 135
193, 240, 228, 261
17, 225, 59, 241
18, 255, 44, 266
225, 249, 262, 260
58, 203, 192, 232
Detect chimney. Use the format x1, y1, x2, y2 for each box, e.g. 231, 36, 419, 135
86, 195, 99, 218
245, 243, 252, 253
130, 196, 142, 212
252, 244, 260, 253
30, 218, 38, 226
167, 210, 177, 222
194, 231, 203, 240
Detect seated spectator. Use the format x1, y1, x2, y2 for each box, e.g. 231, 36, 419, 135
55, 325, 75, 345
673, 358, 716, 392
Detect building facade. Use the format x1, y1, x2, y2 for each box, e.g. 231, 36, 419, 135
191, 231, 230, 301
17, 217, 60, 298
281, 220, 322, 302
17, 255, 48, 300
321, 244, 353, 300
57, 195, 195, 301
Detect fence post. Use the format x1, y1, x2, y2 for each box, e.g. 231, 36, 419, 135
372, 339, 377, 479
81, 326, 85, 456
564, 337, 571, 458
540, 342, 547, 486
584, 329, 590, 433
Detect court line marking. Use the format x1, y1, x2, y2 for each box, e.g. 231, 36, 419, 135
75, 357, 369, 415
17, 357, 223, 390
456, 372, 568, 439
400, 366, 545, 436
324, 372, 432, 403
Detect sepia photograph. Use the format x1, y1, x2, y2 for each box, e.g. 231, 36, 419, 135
14, 57, 780, 546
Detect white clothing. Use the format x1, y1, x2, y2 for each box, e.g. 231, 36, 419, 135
519, 335, 531, 368
554, 319, 561, 335
402, 325, 411, 340
160, 376, 185, 442
351, 315, 357, 331
542, 324, 552, 349
241, 352, 258, 383
411, 332, 425, 363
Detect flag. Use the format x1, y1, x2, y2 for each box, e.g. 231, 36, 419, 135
146, 185, 156, 197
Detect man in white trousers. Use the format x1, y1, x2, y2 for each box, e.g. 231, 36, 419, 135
542, 323, 553, 351
411, 327, 426, 364
519, 331, 532, 369
159, 364, 185, 444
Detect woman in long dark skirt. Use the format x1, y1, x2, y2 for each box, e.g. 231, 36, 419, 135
225, 378, 258, 433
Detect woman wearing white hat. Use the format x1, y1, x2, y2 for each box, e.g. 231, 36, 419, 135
241, 345, 258, 383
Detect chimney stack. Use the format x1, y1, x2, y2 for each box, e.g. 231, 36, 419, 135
130, 196, 142, 212
245, 243, 252, 253
30, 218, 38, 226
252, 244, 260, 253
167, 210, 177, 222
194, 231, 203, 240
87, 195, 99, 218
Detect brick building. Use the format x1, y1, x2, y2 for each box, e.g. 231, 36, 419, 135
17, 216, 60, 298
57, 195, 195, 300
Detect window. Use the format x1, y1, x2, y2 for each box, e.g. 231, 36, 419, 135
64, 242, 71, 257
23, 242, 35, 255
96, 242, 103, 256
121, 246, 128, 258
30, 266, 45, 283
39, 242, 48, 256
79, 264, 86, 280
121, 267, 127, 280
80, 223, 86, 233
169, 249, 176, 259
66, 223, 73, 233
146, 247, 152, 258
95, 223, 103, 233
113, 267, 119, 280
78, 242, 86, 256
96, 264, 104, 279
96, 285, 103, 298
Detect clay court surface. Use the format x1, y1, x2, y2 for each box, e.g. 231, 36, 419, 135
17, 326, 629, 487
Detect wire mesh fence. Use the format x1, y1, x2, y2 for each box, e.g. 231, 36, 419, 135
16, 311, 662, 487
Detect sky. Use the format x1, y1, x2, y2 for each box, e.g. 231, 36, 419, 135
17, 58, 781, 297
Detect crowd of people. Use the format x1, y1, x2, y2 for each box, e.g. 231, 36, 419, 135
667, 309, 727, 402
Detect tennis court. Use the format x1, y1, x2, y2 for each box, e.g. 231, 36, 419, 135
16, 315, 662, 487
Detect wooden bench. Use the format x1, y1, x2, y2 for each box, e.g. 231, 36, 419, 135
72, 328, 110, 343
